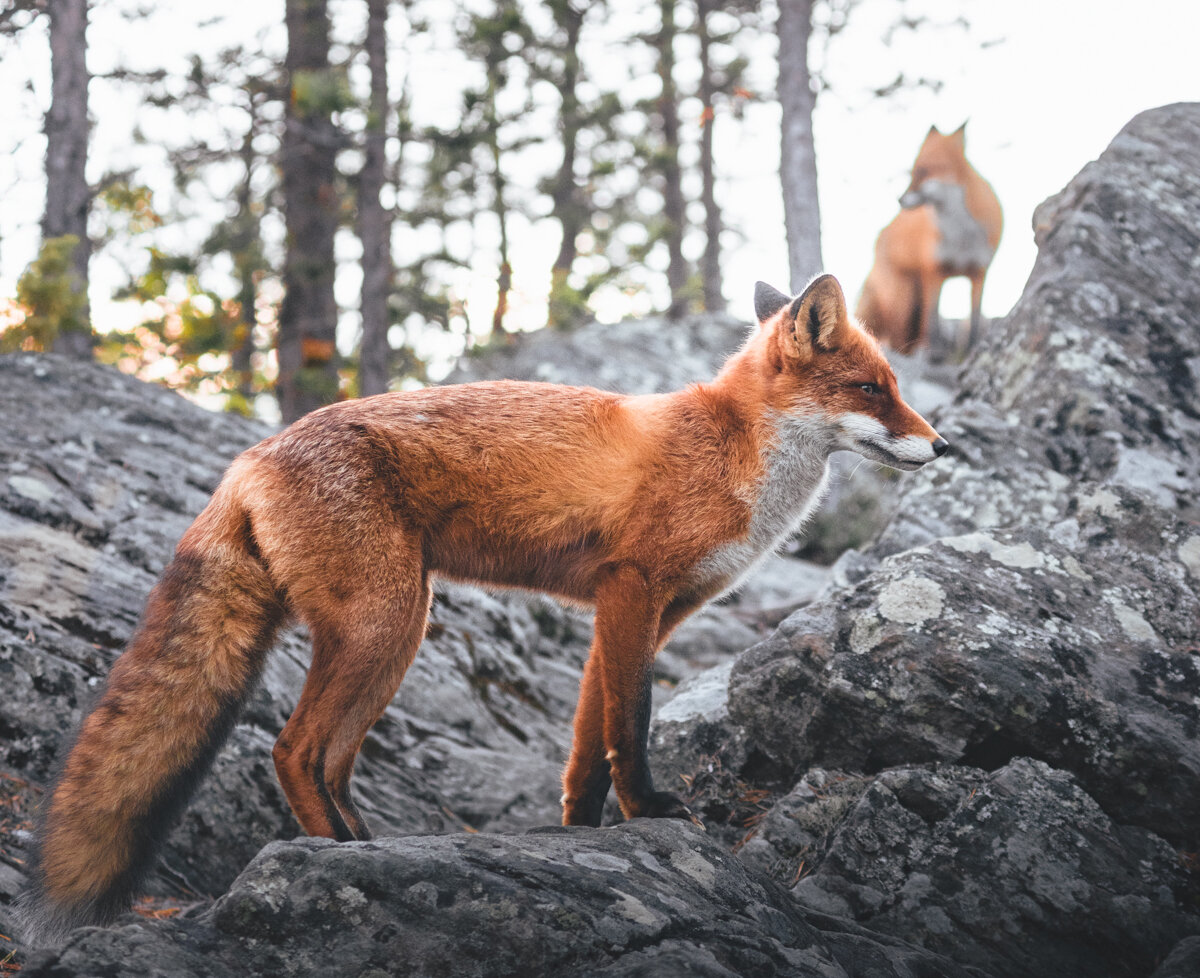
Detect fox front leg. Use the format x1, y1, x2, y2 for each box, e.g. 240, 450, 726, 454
563, 565, 699, 826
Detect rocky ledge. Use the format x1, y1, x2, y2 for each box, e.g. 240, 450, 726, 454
3, 104, 1200, 977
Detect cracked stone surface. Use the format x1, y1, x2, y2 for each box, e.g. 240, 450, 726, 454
5, 104, 1200, 977
20, 820, 987, 978
650, 103, 1200, 978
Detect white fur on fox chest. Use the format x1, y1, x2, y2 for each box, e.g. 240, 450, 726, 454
687, 413, 831, 598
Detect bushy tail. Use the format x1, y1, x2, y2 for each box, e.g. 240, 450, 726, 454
19, 479, 283, 947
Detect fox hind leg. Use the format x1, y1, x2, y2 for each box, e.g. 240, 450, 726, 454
274, 567, 432, 841
967, 268, 986, 350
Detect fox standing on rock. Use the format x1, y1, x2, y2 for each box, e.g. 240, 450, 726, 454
857, 123, 1003, 353
22, 275, 947, 945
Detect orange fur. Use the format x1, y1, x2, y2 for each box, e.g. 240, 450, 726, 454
24, 275, 944, 944
857, 124, 1003, 352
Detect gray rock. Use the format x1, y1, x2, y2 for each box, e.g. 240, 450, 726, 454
729, 485, 1200, 842
20, 819, 987, 978
6, 103, 1200, 978
652, 103, 1200, 977
443, 310, 748, 395
787, 760, 1198, 978
1151, 937, 1200, 978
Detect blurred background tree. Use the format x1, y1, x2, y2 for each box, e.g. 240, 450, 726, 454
0, 0, 964, 418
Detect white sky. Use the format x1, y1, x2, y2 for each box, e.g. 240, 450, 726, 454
1, 0, 1198, 354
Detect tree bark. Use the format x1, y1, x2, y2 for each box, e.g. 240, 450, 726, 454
777, 0, 822, 292
358, 0, 392, 396
231, 120, 258, 408
231, 96, 263, 408
657, 0, 687, 320
487, 75, 511, 338
43, 0, 92, 358
278, 0, 341, 423
696, 0, 724, 313
546, 1, 585, 329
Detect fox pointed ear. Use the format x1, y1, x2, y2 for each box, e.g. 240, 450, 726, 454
951, 120, 967, 146
754, 281, 791, 324
785, 274, 851, 356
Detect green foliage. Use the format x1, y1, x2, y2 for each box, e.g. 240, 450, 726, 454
98, 245, 273, 411
4, 236, 88, 353
292, 67, 354, 117
547, 269, 590, 331
98, 180, 163, 237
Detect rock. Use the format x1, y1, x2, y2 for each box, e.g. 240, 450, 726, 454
1151, 937, 1200, 978
21, 819, 987, 978
729, 485, 1200, 843
6, 103, 1200, 978
652, 104, 1200, 976
443, 311, 748, 396
786, 760, 1197, 978
874, 102, 1200, 559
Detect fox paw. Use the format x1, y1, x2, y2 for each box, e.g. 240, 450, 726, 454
640, 791, 705, 830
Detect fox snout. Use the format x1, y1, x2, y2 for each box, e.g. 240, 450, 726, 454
838, 413, 949, 471
880, 431, 949, 470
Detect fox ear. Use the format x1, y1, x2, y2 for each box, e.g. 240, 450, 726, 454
754, 281, 791, 324
784, 274, 851, 356
951, 121, 967, 146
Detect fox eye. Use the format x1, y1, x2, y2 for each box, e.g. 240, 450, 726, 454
858, 383, 880, 396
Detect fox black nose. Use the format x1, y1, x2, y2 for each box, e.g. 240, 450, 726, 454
931, 438, 949, 457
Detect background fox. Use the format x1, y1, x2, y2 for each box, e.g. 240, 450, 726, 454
857, 123, 1003, 353
21, 276, 946, 946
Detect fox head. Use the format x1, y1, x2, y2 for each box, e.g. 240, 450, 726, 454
900, 123, 970, 208
752, 276, 947, 469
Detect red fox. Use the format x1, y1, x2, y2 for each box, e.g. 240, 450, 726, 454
857, 123, 1003, 353
22, 275, 946, 944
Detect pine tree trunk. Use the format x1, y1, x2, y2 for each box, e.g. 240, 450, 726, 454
777, 0, 822, 292
358, 0, 392, 397
43, 0, 92, 359
696, 0, 724, 313
231, 106, 261, 408
547, 1, 584, 329
486, 73, 510, 338
657, 0, 687, 320
278, 0, 341, 423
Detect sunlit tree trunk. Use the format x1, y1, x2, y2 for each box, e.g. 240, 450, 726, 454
777, 0, 822, 291
546, 0, 585, 329
278, 0, 341, 423
358, 0, 392, 396
231, 117, 259, 406
43, 0, 92, 358
657, 0, 687, 320
487, 73, 511, 338
696, 0, 724, 313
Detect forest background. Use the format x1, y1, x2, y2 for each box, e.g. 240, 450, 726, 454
0, 0, 1195, 420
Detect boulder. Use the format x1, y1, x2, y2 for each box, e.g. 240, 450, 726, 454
21, 819, 988, 978
748, 760, 1196, 978
651, 103, 1200, 976
729, 485, 1200, 842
